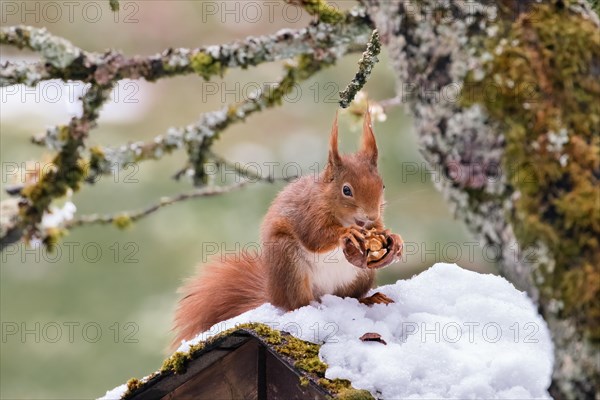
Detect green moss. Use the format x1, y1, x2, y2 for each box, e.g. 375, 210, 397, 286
89, 145, 105, 159
264, 54, 326, 107
252, 323, 282, 344
109, 0, 120, 12
121, 378, 142, 399
336, 388, 375, 400
251, 323, 372, 398
296, 0, 345, 24
112, 214, 133, 230
296, 54, 323, 81
226, 105, 238, 119
299, 376, 310, 387
160, 351, 190, 374
276, 334, 326, 375
463, 2, 600, 339
318, 378, 351, 392
87, 146, 107, 182
57, 125, 70, 141
41, 227, 65, 252
190, 52, 223, 81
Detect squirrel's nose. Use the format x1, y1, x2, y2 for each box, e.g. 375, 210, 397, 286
366, 212, 379, 222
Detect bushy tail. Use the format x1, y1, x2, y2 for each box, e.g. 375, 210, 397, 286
171, 252, 266, 349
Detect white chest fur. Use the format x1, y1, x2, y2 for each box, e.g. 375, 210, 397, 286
304, 246, 361, 296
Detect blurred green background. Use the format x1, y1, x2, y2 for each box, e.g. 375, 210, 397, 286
1, 2, 496, 398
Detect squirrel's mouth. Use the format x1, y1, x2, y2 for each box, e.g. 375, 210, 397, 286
355, 219, 366, 228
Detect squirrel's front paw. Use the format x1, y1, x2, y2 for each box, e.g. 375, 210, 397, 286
341, 227, 368, 268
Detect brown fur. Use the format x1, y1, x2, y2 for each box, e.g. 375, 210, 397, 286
173, 250, 266, 345
172, 110, 402, 348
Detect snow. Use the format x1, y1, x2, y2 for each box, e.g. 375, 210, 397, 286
99, 384, 127, 400
40, 200, 76, 229
101, 263, 553, 399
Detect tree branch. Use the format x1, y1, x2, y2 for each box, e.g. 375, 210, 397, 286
16, 83, 114, 243
339, 29, 381, 108
1, 19, 370, 87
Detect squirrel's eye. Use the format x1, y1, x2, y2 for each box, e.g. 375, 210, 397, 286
342, 185, 353, 197
383, 184, 386, 189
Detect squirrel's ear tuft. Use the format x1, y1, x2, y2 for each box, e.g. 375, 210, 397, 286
360, 107, 378, 167
327, 111, 342, 172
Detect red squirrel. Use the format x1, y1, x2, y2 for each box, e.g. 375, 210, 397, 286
172, 110, 403, 347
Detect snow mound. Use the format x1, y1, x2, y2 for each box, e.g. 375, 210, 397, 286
184, 263, 553, 399
101, 263, 553, 399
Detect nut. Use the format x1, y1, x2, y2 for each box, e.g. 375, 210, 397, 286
368, 248, 387, 262
364, 228, 388, 263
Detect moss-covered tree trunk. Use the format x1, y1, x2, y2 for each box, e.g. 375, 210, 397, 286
362, 0, 599, 398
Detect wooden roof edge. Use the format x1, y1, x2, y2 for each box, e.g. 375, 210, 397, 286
119, 323, 374, 400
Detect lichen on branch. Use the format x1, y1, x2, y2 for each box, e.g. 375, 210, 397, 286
339, 29, 381, 108
0, 19, 370, 87
17, 83, 113, 246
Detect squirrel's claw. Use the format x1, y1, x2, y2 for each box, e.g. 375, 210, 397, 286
341, 227, 368, 268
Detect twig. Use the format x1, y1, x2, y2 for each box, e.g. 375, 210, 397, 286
339, 29, 381, 108
65, 156, 299, 229
209, 153, 299, 183
378, 96, 403, 110
66, 180, 251, 229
